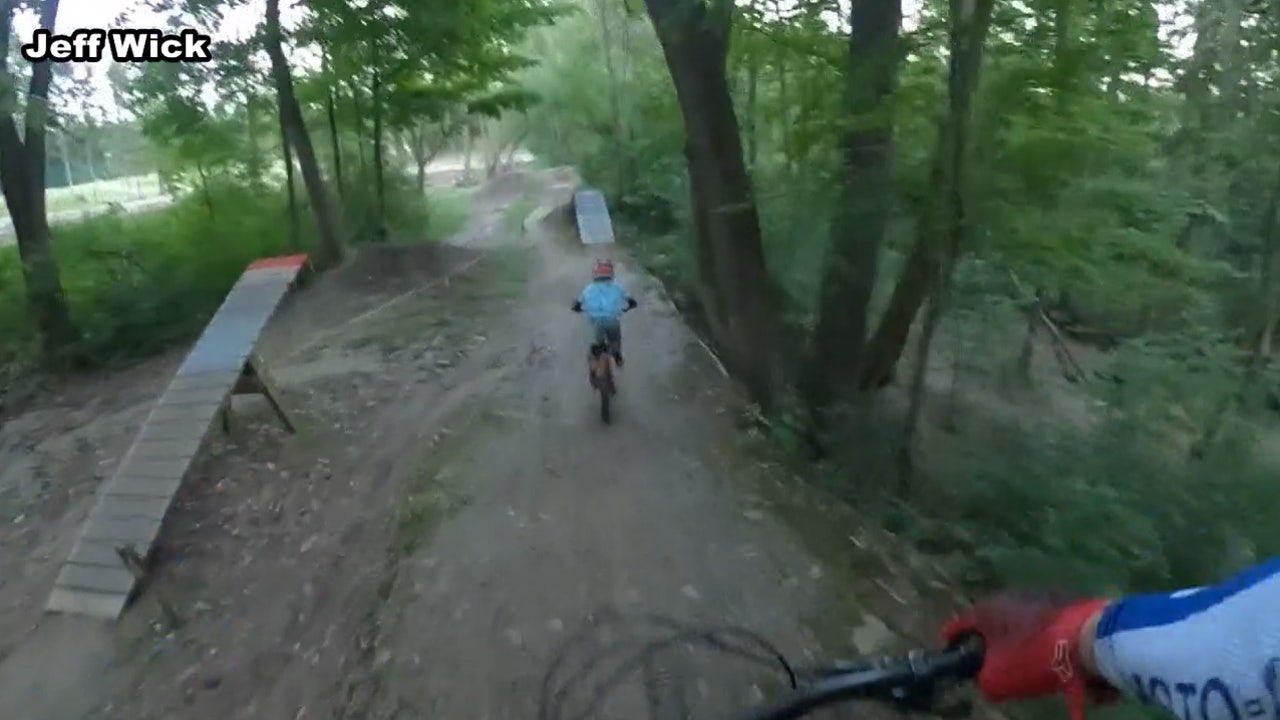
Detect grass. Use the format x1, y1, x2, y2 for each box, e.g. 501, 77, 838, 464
424, 186, 475, 241
398, 447, 474, 555
338, 246, 530, 355
503, 194, 537, 234
395, 398, 518, 555
0, 173, 466, 392
0, 182, 291, 373
33, 174, 165, 217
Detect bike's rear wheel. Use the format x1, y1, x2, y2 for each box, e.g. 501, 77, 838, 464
599, 369, 613, 424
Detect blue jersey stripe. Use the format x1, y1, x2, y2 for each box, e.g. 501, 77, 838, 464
1096, 557, 1280, 638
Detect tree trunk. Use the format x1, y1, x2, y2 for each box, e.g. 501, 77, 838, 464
463, 124, 475, 180
350, 79, 366, 176
265, 0, 342, 268
321, 48, 345, 199
1017, 293, 1041, 384
410, 126, 426, 193
279, 101, 299, 248
897, 0, 995, 483
1173, 0, 1224, 253
595, 0, 628, 195
0, 0, 78, 359
84, 122, 99, 181
642, 0, 780, 410
802, 0, 901, 430
195, 160, 214, 216
326, 87, 344, 198
371, 67, 385, 231
744, 55, 758, 171
1246, 157, 1280, 386
858, 0, 994, 391
58, 130, 72, 186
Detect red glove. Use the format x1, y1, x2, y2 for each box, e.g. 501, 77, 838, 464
942, 592, 1117, 720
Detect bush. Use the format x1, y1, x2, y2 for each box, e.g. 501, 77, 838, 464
424, 185, 474, 241
0, 171, 445, 379
820, 323, 1280, 598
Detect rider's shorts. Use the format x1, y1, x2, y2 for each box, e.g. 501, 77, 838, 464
588, 316, 622, 350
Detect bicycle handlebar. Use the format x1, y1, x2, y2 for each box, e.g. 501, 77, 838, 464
734, 636, 985, 720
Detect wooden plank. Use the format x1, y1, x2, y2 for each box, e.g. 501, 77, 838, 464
102, 473, 183, 499
94, 494, 172, 521
54, 562, 136, 595
129, 437, 203, 461
166, 369, 240, 391
574, 189, 616, 245
145, 402, 221, 425
134, 420, 213, 443
45, 587, 128, 619
155, 384, 230, 408
198, 328, 269, 354
79, 515, 161, 546
177, 351, 250, 375
66, 540, 136, 568
115, 455, 194, 480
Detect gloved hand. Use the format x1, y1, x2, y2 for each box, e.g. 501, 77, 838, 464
571, 300, 582, 313
626, 297, 638, 310
942, 592, 1116, 720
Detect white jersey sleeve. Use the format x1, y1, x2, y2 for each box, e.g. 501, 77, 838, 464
1092, 558, 1280, 720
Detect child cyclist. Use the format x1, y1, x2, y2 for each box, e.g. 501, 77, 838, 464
571, 258, 637, 373
946, 557, 1279, 720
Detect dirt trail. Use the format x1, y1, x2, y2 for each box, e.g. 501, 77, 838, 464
0, 168, 944, 720
347, 189, 848, 719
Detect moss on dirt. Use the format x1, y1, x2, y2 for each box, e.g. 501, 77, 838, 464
397, 449, 474, 556
338, 246, 530, 356
394, 396, 519, 556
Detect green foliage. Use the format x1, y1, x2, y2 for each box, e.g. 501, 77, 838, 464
0, 170, 442, 381
888, 372, 1280, 595
0, 184, 289, 372
517, 0, 1280, 601
425, 186, 476, 240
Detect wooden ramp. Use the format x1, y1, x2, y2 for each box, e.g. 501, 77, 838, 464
44, 254, 309, 620
573, 188, 615, 246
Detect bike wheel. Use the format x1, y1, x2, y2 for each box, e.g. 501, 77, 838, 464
599, 380, 612, 424
641, 647, 691, 720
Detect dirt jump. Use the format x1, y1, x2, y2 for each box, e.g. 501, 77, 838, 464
0, 168, 959, 720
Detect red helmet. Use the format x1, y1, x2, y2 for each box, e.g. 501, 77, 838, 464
592, 258, 614, 280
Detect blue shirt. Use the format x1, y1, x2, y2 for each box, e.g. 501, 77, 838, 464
578, 279, 629, 321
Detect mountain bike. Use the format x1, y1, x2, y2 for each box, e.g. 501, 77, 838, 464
588, 338, 618, 424
733, 637, 983, 720
539, 611, 986, 720
572, 305, 633, 425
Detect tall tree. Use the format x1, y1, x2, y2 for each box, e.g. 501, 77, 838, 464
264, 0, 344, 268
802, 0, 903, 434
642, 0, 781, 409
0, 0, 78, 358
897, 0, 997, 481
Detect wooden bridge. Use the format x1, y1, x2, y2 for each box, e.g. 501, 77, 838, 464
573, 188, 615, 246
44, 254, 308, 620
